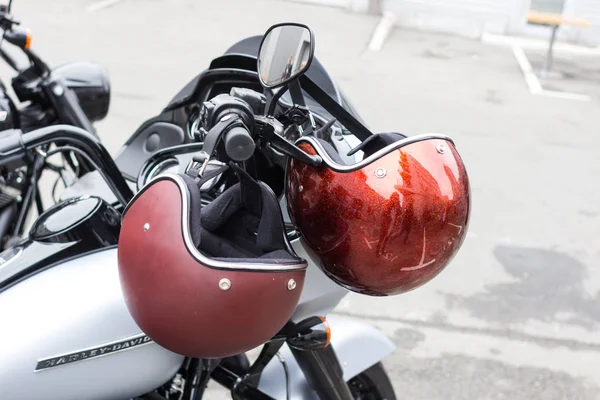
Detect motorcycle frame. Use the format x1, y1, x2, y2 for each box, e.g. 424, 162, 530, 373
9, 152, 45, 238
168, 318, 356, 400
0, 10, 103, 246
0, 38, 398, 397
178, 344, 354, 400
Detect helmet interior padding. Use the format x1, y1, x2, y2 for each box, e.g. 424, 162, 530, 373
182, 167, 298, 262
118, 169, 307, 358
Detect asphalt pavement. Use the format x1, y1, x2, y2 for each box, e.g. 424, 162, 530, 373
3, 0, 600, 398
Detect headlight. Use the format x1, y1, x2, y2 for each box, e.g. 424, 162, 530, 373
52, 61, 111, 122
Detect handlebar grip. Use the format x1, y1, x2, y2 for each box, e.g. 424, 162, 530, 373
223, 126, 255, 162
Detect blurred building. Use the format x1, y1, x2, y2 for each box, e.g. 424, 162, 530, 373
304, 0, 600, 45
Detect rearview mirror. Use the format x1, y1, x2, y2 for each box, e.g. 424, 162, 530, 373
257, 23, 314, 89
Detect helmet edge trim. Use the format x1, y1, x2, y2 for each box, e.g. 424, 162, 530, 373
124, 173, 307, 272
296, 133, 454, 172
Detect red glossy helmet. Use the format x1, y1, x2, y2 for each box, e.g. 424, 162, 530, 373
118, 169, 307, 358
286, 133, 470, 296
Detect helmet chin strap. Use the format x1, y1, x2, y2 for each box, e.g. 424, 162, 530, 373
229, 162, 263, 217
185, 158, 230, 191
185, 160, 263, 217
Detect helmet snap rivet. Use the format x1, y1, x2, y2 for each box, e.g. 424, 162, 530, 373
436, 144, 446, 154
287, 279, 297, 291
219, 278, 231, 291
298, 185, 304, 193
375, 167, 386, 178
143, 223, 150, 232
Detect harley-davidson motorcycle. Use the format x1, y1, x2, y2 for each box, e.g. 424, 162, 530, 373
0, 0, 111, 248
0, 21, 470, 400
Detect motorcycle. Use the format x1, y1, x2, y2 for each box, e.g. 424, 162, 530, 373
0, 21, 469, 400
0, 0, 111, 248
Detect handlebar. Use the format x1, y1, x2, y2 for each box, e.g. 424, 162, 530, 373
199, 94, 321, 167
216, 116, 321, 166
0, 125, 133, 207
1, 12, 51, 76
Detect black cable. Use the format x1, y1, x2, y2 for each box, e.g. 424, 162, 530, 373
276, 352, 291, 400
51, 175, 61, 204
21, 124, 133, 205
44, 145, 122, 204
43, 161, 64, 173
12, 154, 44, 236
45, 158, 70, 204
34, 185, 43, 215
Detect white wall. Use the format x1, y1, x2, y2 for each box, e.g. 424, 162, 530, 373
383, 0, 516, 38
289, 0, 600, 45
511, 0, 600, 45
562, 0, 600, 45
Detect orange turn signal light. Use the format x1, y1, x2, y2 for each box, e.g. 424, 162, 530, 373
24, 29, 32, 50
318, 316, 331, 348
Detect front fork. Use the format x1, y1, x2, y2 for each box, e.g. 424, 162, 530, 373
42, 78, 97, 176
210, 316, 354, 400
43, 78, 95, 135
210, 344, 353, 400
289, 344, 354, 400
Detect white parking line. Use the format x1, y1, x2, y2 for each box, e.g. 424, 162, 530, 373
87, 0, 123, 12
512, 46, 543, 94
368, 12, 396, 52
512, 45, 590, 102
538, 89, 591, 101
483, 32, 600, 56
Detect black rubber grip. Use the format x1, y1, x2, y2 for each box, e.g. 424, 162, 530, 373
223, 126, 255, 162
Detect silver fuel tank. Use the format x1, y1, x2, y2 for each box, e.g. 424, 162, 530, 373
0, 196, 183, 400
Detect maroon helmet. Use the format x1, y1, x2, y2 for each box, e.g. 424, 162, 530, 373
286, 133, 470, 296
118, 168, 307, 358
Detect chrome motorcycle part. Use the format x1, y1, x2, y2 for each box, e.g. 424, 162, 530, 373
257, 23, 314, 89
29, 195, 120, 244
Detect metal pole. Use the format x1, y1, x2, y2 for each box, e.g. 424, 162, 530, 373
542, 25, 559, 77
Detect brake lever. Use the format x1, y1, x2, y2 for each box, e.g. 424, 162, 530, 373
270, 134, 322, 167
255, 116, 322, 167
309, 117, 337, 139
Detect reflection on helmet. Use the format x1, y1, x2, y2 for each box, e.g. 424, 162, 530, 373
286, 134, 470, 296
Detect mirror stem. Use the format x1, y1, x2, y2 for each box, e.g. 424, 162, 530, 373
288, 80, 306, 108
266, 85, 288, 116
